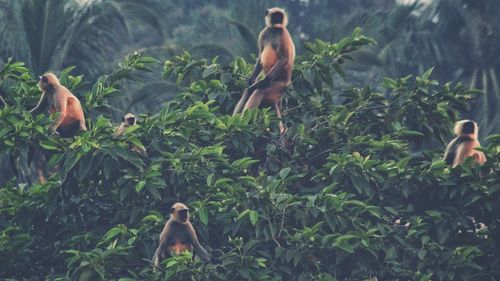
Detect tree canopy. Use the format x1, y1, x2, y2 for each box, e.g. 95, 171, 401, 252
1, 28, 499, 281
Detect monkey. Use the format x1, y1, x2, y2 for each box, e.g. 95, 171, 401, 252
114, 113, 137, 138
30, 73, 86, 138
233, 7, 295, 135
113, 113, 148, 157
152, 202, 211, 267
443, 120, 487, 168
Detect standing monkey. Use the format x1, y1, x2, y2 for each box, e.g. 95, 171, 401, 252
30, 73, 86, 137
233, 7, 295, 135
114, 113, 147, 157
443, 120, 487, 167
152, 202, 211, 267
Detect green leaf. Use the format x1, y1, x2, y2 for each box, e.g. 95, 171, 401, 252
249, 210, 259, 226
279, 167, 291, 180
135, 181, 146, 193
40, 140, 58, 150
198, 206, 208, 226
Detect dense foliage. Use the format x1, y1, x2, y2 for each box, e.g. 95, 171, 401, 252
2, 0, 500, 134
1, 29, 500, 281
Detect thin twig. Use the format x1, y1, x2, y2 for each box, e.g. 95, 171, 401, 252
353, 95, 402, 112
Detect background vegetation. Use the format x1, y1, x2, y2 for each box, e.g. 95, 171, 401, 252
1, 0, 500, 133
1, 0, 500, 280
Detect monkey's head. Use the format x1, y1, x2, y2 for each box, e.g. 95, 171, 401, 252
122, 113, 136, 126
38, 73, 60, 91
171, 202, 189, 224
265, 7, 288, 27
454, 119, 478, 138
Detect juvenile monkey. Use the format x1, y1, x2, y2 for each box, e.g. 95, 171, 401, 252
443, 120, 487, 167
30, 73, 86, 137
114, 113, 137, 137
152, 202, 211, 267
114, 113, 147, 157
233, 7, 295, 134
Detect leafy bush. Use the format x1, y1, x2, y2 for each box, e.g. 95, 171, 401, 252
1, 29, 499, 281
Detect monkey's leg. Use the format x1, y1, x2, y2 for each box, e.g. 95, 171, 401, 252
233, 89, 252, 116
262, 82, 287, 134
274, 101, 286, 135
243, 89, 265, 112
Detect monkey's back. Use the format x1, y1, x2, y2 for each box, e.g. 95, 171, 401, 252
57, 86, 85, 126
443, 135, 473, 165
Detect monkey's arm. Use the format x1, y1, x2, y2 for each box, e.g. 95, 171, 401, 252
265, 58, 288, 81
77, 103, 87, 131
248, 59, 263, 85
49, 95, 67, 134
247, 54, 289, 93
152, 220, 171, 266
443, 138, 458, 165
245, 31, 268, 91
113, 124, 125, 138
194, 241, 211, 262
248, 30, 266, 85
29, 92, 48, 115
474, 150, 487, 165
473, 142, 487, 165
454, 141, 477, 167
188, 223, 211, 262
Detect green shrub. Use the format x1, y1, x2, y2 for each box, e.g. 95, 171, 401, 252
0, 29, 499, 281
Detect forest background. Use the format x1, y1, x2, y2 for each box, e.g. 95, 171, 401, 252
1, 0, 499, 280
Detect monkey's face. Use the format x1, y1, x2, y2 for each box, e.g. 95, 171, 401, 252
461, 121, 475, 135
38, 73, 59, 91
38, 75, 50, 91
171, 203, 190, 223
178, 208, 189, 223
269, 11, 284, 24
265, 8, 287, 27
126, 117, 136, 125
454, 119, 478, 137
122, 113, 136, 126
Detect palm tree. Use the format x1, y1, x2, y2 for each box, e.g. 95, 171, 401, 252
375, 0, 500, 134
0, 0, 163, 78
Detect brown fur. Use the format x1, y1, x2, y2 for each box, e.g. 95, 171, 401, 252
443, 120, 487, 167
114, 113, 137, 137
233, 7, 295, 134
152, 202, 211, 267
30, 73, 86, 137
114, 113, 147, 157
